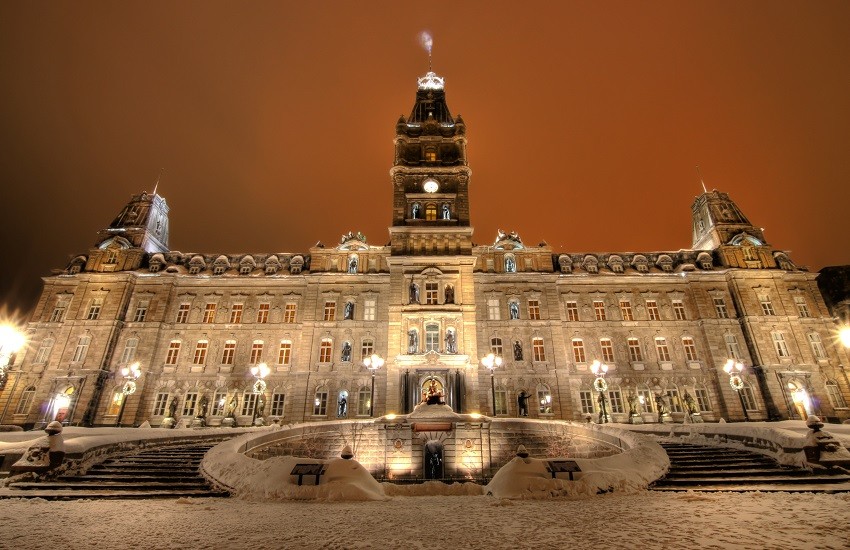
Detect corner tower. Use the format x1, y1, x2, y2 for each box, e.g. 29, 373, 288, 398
388, 71, 473, 255
97, 191, 170, 254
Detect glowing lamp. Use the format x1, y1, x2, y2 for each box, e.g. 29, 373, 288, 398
839, 326, 850, 348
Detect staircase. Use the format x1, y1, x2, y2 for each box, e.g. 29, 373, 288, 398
653, 442, 850, 492
3, 443, 228, 500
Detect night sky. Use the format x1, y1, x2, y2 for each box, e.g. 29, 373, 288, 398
2, 1, 849, 316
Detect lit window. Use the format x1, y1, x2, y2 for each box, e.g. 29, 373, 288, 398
655, 337, 671, 362
221, 340, 236, 364
425, 323, 440, 352
165, 341, 181, 365
619, 300, 633, 321
152, 392, 169, 416
357, 386, 371, 416
323, 301, 336, 321
229, 304, 243, 324
490, 337, 503, 356
725, 333, 741, 359
672, 300, 686, 321
532, 337, 546, 362
313, 389, 328, 415
284, 304, 297, 323
537, 384, 552, 414
759, 295, 775, 316
319, 340, 333, 363
808, 333, 826, 360
271, 393, 286, 416
488, 299, 501, 320
211, 391, 226, 416
364, 299, 376, 321
87, 297, 103, 320
593, 301, 606, 321
277, 341, 292, 365
425, 282, 438, 305
682, 337, 698, 362
794, 296, 811, 318
120, 338, 138, 364
175, 303, 190, 323
425, 148, 436, 162
250, 341, 264, 364
193, 340, 208, 364
646, 300, 660, 321
202, 303, 217, 324
15, 386, 36, 415
182, 392, 198, 416
772, 332, 790, 358
425, 204, 437, 220
628, 338, 643, 362
666, 389, 682, 412
133, 300, 149, 322
528, 299, 541, 320
714, 297, 729, 319
257, 303, 270, 324
361, 339, 374, 361
105, 248, 118, 264
600, 339, 614, 363
72, 335, 91, 362
571, 339, 586, 363
638, 388, 654, 412
566, 301, 579, 322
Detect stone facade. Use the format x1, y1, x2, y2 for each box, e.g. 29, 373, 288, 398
1, 70, 849, 429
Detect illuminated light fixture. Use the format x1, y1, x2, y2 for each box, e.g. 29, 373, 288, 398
116, 361, 143, 426
363, 354, 385, 417
839, 326, 850, 348
590, 359, 610, 423
481, 353, 503, 416
723, 358, 749, 421
422, 178, 439, 193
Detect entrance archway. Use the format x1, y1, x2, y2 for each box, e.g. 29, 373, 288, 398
424, 440, 444, 479
787, 380, 812, 419
52, 385, 76, 422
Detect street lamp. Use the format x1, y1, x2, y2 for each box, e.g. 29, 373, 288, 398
723, 358, 750, 422
590, 359, 610, 423
0, 324, 26, 390
481, 353, 503, 416
363, 353, 384, 417
116, 361, 142, 426
250, 362, 270, 425
839, 326, 850, 349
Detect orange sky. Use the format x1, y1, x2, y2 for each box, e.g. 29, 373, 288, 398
1, 1, 849, 313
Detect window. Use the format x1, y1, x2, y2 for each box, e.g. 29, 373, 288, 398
537, 385, 552, 414
532, 337, 546, 362
175, 303, 190, 323
241, 392, 258, 417
600, 339, 615, 363
825, 380, 847, 409
257, 303, 270, 324
619, 300, 633, 321
666, 389, 683, 413
211, 391, 226, 416
628, 338, 643, 362
425, 148, 436, 162
682, 338, 698, 362
323, 301, 336, 321
528, 299, 541, 320
271, 393, 286, 416
361, 339, 374, 361
794, 296, 811, 318
579, 390, 594, 415
72, 335, 90, 362
120, 338, 138, 364
494, 387, 508, 415
133, 300, 149, 322
672, 300, 686, 321
741, 383, 758, 411
203, 303, 217, 324
425, 283, 438, 305
725, 333, 741, 359
107, 391, 124, 416
182, 392, 198, 416
566, 301, 579, 322
105, 248, 118, 264
646, 300, 660, 321
247, 341, 262, 364
694, 388, 712, 412
425, 204, 437, 220
593, 300, 606, 321
319, 339, 333, 363
165, 341, 181, 365
364, 299, 376, 321
808, 333, 827, 360
284, 303, 297, 323
221, 340, 236, 364
571, 339, 586, 363
425, 323, 440, 352
357, 386, 371, 416
772, 332, 790, 358
193, 341, 208, 364
608, 389, 624, 414
490, 337, 503, 356
229, 304, 243, 324
714, 297, 729, 319
34, 338, 54, 364
152, 392, 169, 416
277, 341, 292, 365
759, 295, 775, 316
50, 297, 69, 323
313, 389, 328, 415
655, 338, 671, 362
15, 386, 36, 415
638, 389, 654, 412
87, 297, 103, 320
488, 299, 501, 321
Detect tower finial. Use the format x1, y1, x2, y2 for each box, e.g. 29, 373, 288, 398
419, 31, 433, 72
696, 165, 708, 194
153, 168, 164, 197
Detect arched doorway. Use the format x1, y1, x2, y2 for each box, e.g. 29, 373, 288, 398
787, 379, 813, 419
424, 440, 444, 479
52, 385, 76, 423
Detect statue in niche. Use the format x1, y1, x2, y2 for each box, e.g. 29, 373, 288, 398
513, 340, 523, 361
509, 302, 519, 320
341, 341, 352, 362
627, 392, 638, 416
517, 391, 529, 416
348, 257, 357, 274
442, 204, 451, 220
412, 203, 421, 219
444, 329, 457, 354
167, 397, 178, 418
226, 395, 238, 418
197, 395, 209, 419
256, 394, 266, 417
683, 392, 699, 415
344, 301, 354, 320
409, 281, 420, 304
337, 395, 348, 418
444, 285, 454, 304
655, 393, 669, 422
407, 329, 419, 354
426, 379, 444, 405
505, 257, 516, 273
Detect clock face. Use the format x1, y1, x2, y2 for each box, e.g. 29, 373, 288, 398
422, 178, 439, 193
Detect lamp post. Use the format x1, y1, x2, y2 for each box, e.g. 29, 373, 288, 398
590, 359, 610, 423
481, 353, 503, 416
363, 353, 384, 417
116, 361, 142, 427
723, 358, 749, 422
0, 324, 26, 391
839, 326, 850, 349
250, 362, 270, 425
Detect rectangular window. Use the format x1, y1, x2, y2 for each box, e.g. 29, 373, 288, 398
50, 297, 69, 323
193, 341, 208, 364
808, 333, 826, 360
203, 303, 216, 324
672, 300, 686, 321
566, 301, 579, 322
34, 338, 54, 363
608, 390, 624, 414
15, 388, 36, 415
221, 341, 236, 364
277, 341, 292, 365
211, 391, 227, 416
241, 393, 258, 417
600, 339, 615, 363
772, 332, 790, 358
72, 336, 90, 362
250, 342, 264, 364
826, 384, 847, 409
175, 303, 190, 323
87, 297, 103, 320
725, 333, 741, 359
182, 393, 198, 416
257, 303, 270, 324
527, 299, 541, 320
323, 301, 336, 321
655, 338, 671, 362
579, 390, 595, 415
741, 385, 758, 411
666, 389, 683, 413
714, 297, 729, 319
270, 393, 286, 417
425, 324, 440, 352
646, 300, 660, 321
364, 299, 376, 321
120, 338, 138, 364
313, 391, 328, 416
619, 300, 633, 321
488, 298, 501, 321
794, 296, 811, 318
284, 303, 297, 323
532, 337, 546, 362
229, 304, 243, 324
152, 393, 169, 416
165, 341, 181, 365
628, 338, 643, 362
694, 388, 712, 412
571, 339, 586, 363
759, 295, 776, 316
490, 337, 503, 356
425, 282, 438, 305
593, 301, 606, 321
494, 388, 508, 415
682, 338, 698, 362
133, 300, 149, 322
638, 389, 654, 412
361, 339, 374, 361
319, 340, 332, 363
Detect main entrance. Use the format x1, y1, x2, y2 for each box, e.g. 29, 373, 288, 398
423, 440, 444, 479
399, 369, 466, 413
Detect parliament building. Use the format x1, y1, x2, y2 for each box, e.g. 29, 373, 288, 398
1, 70, 848, 429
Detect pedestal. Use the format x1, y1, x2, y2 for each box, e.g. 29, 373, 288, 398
221, 417, 236, 428
689, 413, 704, 423
160, 417, 175, 429
659, 413, 673, 424
629, 413, 644, 424
191, 417, 206, 428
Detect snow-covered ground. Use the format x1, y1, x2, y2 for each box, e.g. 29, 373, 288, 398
1, 491, 848, 549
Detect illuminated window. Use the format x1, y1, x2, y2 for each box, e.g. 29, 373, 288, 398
319, 339, 333, 363
120, 338, 138, 364
107, 390, 124, 416
105, 248, 118, 264
313, 389, 328, 416
277, 341, 292, 365
571, 339, 586, 363
182, 392, 198, 416
646, 300, 660, 321
666, 389, 683, 413
133, 300, 149, 322
488, 299, 501, 320
608, 389, 624, 414
211, 391, 226, 416
250, 341, 264, 364
165, 341, 181, 364
229, 304, 243, 324
565, 301, 579, 322
425, 148, 436, 162
682, 337, 698, 362
495, 387, 508, 415
532, 337, 546, 362
221, 340, 236, 364
72, 335, 90, 362
425, 204, 437, 220
593, 301, 606, 321
628, 338, 643, 362
193, 340, 208, 364
655, 337, 671, 362
361, 338, 374, 361
638, 388, 654, 412
425, 323, 440, 352
537, 384, 552, 414
713, 297, 729, 319
794, 296, 810, 318
528, 299, 541, 320
600, 338, 614, 363
87, 297, 103, 320
284, 303, 297, 323
202, 303, 216, 324
490, 337, 503, 356
175, 303, 190, 323
364, 299, 376, 321
619, 300, 633, 321
357, 386, 371, 416
425, 282, 438, 305
256, 303, 270, 324
672, 300, 687, 321
323, 301, 336, 321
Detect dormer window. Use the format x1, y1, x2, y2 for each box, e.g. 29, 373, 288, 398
656, 255, 673, 272
214, 266, 226, 275
69, 264, 81, 274
240, 265, 251, 275
105, 249, 118, 264
189, 266, 201, 275
425, 148, 437, 162
425, 204, 437, 220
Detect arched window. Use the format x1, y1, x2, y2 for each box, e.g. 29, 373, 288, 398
537, 384, 552, 414
825, 379, 847, 409
357, 386, 371, 416
15, 386, 36, 415
313, 388, 328, 416
425, 323, 440, 352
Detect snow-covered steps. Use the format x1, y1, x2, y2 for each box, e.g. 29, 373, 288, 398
2, 443, 228, 500
652, 442, 850, 492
